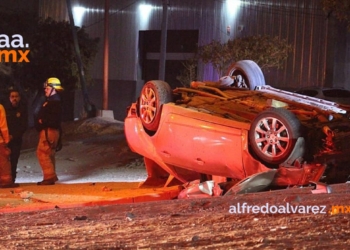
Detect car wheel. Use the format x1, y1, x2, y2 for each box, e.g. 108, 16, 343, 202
227, 60, 265, 90
249, 108, 302, 165
139, 80, 173, 132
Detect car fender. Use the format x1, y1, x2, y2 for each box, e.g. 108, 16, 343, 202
124, 113, 189, 183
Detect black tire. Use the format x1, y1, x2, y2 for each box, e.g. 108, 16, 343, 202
249, 108, 302, 165
227, 60, 265, 90
139, 80, 172, 132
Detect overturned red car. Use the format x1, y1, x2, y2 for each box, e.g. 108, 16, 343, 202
125, 60, 350, 192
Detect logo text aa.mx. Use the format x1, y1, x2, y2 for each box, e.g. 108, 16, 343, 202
0, 34, 30, 62
0, 50, 30, 62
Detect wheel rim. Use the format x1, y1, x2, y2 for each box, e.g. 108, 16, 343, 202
140, 86, 157, 124
253, 116, 290, 159
231, 70, 249, 89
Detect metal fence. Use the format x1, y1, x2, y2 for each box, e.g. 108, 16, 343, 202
39, 0, 347, 90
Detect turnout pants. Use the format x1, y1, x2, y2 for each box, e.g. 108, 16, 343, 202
0, 143, 12, 185
36, 128, 59, 180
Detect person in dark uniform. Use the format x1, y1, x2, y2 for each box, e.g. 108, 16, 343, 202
35, 77, 63, 185
4, 88, 28, 183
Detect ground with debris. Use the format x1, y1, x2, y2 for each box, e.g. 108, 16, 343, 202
1, 184, 350, 249
0, 117, 153, 210
0, 117, 349, 249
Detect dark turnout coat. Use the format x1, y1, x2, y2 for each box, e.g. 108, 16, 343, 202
34, 94, 62, 132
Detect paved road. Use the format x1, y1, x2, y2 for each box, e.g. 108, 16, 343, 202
16, 132, 147, 184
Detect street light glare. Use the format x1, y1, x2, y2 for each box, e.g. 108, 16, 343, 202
139, 4, 153, 30
227, 0, 241, 10
73, 6, 86, 27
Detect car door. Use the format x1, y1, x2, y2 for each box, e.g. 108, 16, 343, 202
154, 107, 248, 179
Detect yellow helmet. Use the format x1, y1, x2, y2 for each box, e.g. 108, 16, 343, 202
44, 77, 64, 91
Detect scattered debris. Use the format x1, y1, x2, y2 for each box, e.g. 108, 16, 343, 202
178, 170, 277, 199
73, 216, 88, 221
283, 195, 302, 203
19, 191, 34, 200
225, 170, 277, 196
102, 186, 112, 192
13, 188, 23, 194
310, 181, 332, 194
191, 235, 200, 242
178, 180, 223, 199
126, 212, 135, 221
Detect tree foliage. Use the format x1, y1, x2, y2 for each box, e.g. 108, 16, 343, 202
322, 0, 350, 31
0, 12, 99, 93
197, 35, 293, 76
196, 40, 232, 77
176, 59, 197, 87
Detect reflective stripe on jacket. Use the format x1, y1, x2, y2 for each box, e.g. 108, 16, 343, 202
0, 104, 10, 144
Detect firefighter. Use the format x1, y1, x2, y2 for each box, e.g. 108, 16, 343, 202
0, 103, 18, 188
35, 77, 63, 185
